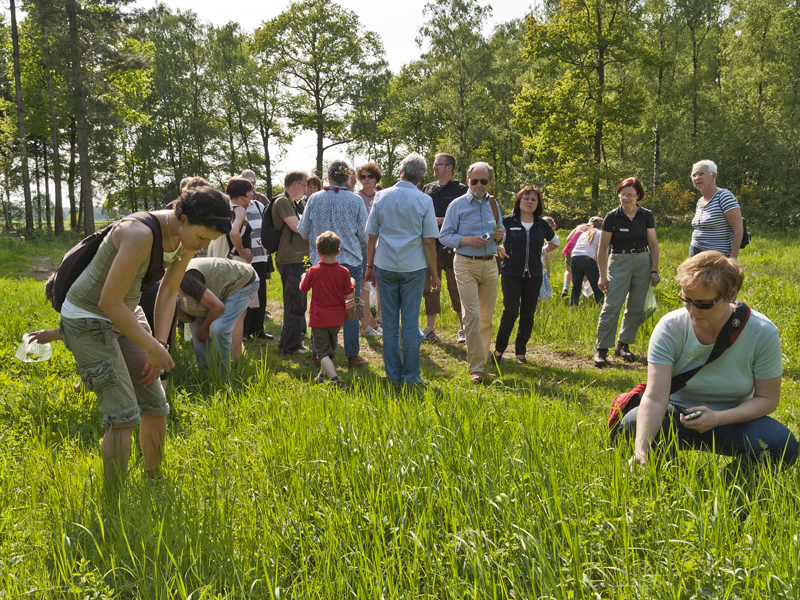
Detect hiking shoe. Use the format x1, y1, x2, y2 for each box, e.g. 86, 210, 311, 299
331, 379, 347, 390
348, 355, 369, 369
614, 343, 636, 362
516, 355, 527, 364
470, 371, 485, 385
593, 348, 608, 368
560, 287, 569, 298
305, 354, 321, 367
422, 327, 439, 343
457, 329, 466, 343
361, 326, 382, 337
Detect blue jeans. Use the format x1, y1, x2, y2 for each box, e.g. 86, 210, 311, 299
375, 267, 426, 383
342, 263, 363, 357
570, 255, 604, 305
190, 280, 258, 373
622, 404, 799, 465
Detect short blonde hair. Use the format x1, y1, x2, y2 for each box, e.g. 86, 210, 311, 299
675, 251, 744, 299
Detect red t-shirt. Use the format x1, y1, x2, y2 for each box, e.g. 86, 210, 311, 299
298, 261, 355, 328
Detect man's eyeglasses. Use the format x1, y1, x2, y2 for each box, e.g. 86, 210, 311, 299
470, 178, 490, 186
359, 174, 375, 180
433, 162, 452, 168
678, 291, 724, 310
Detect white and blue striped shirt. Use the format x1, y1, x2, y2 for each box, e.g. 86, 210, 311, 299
691, 188, 740, 255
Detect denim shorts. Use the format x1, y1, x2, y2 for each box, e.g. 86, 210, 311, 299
60, 306, 169, 429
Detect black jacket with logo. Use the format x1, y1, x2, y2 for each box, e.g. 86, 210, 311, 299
500, 213, 555, 277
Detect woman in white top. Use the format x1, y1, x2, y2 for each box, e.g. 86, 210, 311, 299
690, 160, 744, 258
569, 216, 604, 305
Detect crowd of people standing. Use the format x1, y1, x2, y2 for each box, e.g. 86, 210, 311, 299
33, 153, 797, 484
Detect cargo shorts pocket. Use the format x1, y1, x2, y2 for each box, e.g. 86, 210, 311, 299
76, 358, 119, 392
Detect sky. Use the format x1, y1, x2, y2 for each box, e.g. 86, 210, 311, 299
132, 0, 537, 179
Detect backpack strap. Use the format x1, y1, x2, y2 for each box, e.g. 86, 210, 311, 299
122, 211, 165, 290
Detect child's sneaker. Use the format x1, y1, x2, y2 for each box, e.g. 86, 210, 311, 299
313, 373, 326, 384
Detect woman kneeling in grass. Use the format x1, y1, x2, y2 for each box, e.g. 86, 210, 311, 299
625, 251, 798, 472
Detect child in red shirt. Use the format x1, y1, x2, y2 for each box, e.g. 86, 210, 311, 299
299, 231, 356, 387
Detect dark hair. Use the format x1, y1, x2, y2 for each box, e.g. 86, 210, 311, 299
285, 171, 308, 188
616, 177, 645, 202
327, 159, 353, 185
356, 162, 382, 183
174, 186, 233, 235
513, 185, 544, 218
435, 153, 456, 168
316, 230, 341, 256
225, 177, 253, 199
183, 176, 211, 191
307, 175, 322, 193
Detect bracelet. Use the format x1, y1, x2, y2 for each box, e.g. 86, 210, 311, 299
366, 264, 373, 269
158, 341, 169, 349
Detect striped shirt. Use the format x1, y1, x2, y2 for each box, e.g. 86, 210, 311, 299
245, 197, 269, 264
691, 188, 740, 255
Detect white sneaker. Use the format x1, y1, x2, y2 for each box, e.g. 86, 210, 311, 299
361, 326, 382, 337
457, 329, 466, 343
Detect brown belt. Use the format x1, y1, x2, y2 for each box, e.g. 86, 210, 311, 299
457, 254, 495, 261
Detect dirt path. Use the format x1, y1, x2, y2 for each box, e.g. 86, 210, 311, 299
24, 257, 55, 281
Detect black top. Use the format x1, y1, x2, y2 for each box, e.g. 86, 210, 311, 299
601, 205, 655, 251
422, 178, 469, 223
500, 213, 555, 277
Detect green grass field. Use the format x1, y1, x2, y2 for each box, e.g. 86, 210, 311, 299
1, 230, 799, 598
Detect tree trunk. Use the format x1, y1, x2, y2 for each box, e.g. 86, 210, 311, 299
67, 0, 94, 234
44, 139, 51, 233
69, 119, 77, 230
34, 142, 42, 230
10, 0, 34, 234
42, 26, 64, 235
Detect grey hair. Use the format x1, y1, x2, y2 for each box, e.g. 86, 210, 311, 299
399, 152, 427, 183
466, 161, 494, 180
692, 159, 717, 176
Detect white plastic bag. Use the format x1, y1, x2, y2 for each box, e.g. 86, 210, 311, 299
365, 281, 378, 316
16, 333, 53, 363
643, 286, 657, 321
582, 280, 593, 297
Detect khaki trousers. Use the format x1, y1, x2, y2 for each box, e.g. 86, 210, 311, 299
454, 254, 499, 373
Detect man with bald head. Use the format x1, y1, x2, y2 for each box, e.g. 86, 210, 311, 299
439, 162, 505, 384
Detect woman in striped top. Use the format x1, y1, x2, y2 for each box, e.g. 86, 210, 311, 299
690, 160, 744, 259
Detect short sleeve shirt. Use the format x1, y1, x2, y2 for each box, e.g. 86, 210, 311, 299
298, 261, 355, 328
272, 193, 308, 264
422, 179, 469, 224
648, 307, 782, 411
602, 205, 655, 251
691, 189, 740, 255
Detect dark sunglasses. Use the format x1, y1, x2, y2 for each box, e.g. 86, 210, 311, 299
470, 178, 490, 186
678, 291, 723, 310
359, 174, 375, 180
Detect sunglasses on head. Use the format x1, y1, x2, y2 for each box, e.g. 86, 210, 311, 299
678, 291, 724, 310
470, 178, 490, 186
359, 174, 375, 180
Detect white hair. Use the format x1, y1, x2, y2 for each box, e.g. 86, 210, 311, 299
399, 152, 427, 183
692, 159, 717, 175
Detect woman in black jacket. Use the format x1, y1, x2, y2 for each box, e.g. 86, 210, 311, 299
493, 185, 557, 364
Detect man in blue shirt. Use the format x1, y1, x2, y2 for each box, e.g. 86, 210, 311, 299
365, 153, 440, 384
439, 162, 505, 384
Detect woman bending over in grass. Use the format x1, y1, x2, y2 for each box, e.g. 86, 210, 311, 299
625, 251, 798, 473
52, 187, 232, 488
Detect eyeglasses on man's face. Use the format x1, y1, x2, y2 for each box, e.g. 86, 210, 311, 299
470, 178, 489, 186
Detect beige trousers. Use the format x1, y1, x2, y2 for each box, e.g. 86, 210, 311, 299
454, 254, 499, 373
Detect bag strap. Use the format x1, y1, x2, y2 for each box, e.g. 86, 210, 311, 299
123, 212, 165, 289
487, 195, 500, 225
669, 300, 751, 394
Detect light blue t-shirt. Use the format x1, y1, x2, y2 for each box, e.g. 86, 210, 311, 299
648, 306, 782, 411
367, 181, 439, 273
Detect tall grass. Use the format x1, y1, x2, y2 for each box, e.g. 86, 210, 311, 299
0, 228, 798, 598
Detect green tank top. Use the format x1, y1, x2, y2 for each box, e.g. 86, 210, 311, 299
66, 217, 184, 317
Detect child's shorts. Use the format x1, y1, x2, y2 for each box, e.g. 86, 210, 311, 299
312, 326, 340, 360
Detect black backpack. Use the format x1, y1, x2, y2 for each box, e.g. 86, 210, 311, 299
261, 194, 301, 255
45, 212, 164, 312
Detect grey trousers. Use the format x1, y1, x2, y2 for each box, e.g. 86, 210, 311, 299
596, 251, 651, 349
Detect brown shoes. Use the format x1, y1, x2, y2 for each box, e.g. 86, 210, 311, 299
470, 369, 496, 385
348, 355, 369, 369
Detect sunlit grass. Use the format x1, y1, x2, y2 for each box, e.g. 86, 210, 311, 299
0, 228, 798, 598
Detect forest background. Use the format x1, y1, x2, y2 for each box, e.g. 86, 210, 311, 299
0, 0, 798, 236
